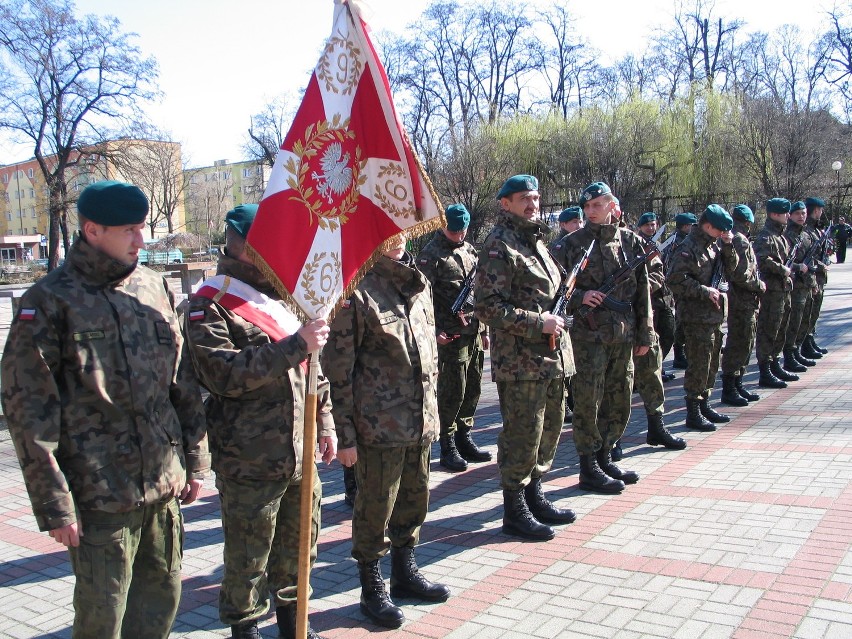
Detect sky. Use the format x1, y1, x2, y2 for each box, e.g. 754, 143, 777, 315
0, 0, 833, 169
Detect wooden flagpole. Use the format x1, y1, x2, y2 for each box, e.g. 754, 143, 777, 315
296, 351, 319, 639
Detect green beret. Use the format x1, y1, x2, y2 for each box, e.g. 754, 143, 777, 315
225, 204, 259, 239
732, 204, 754, 223
766, 198, 791, 214
579, 182, 611, 207
703, 204, 733, 231
804, 196, 825, 209
637, 212, 657, 227
558, 206, 582, 223
674, 212, 697, 227
445, 203, 470, 231
77, 180, 148, 226
497, 174, 538, 199
790, 200, 806, 212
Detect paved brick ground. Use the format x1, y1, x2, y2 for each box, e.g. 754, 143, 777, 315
1, 264, 851, 638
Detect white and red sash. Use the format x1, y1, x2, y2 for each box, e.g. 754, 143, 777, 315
194, 274, 306, 371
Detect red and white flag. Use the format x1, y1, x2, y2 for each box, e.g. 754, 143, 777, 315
246, 0, 445, 322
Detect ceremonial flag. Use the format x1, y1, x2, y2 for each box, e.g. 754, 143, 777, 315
246, 0, 445, 322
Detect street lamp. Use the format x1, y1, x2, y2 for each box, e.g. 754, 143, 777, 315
832, 161, 842, 221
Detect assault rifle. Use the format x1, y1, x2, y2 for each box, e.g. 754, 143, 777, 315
575, 242, 660, 330
451, 270, 475, 326
803, 229, 830, 269
710, 249, 728, 292
784, 233, 804, 270
549, 240, 595, 349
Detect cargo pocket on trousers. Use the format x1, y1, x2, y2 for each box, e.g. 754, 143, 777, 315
165, 499, 184, 575
74, 522, 129, 608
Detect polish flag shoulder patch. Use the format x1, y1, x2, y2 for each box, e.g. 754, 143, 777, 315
188, 309, 205, 322
19, 308, 36, 321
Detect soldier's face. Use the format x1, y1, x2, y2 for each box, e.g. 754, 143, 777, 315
501, 191, 540, 220
809, 207, 823, 221
639, 221, 657, 236
769, 212, 789, 225
443, 228, 467, 243
584, 196, 614, 225
790, 209, 807, 226
86, 221, 147, 266
383, 234, 407, 260
561, 219, 582, 233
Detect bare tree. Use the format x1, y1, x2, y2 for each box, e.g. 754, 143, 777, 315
244, 92, 299, 168
824, 7, 852, 119
0, 0, 158, 269
184, 168, 234, 252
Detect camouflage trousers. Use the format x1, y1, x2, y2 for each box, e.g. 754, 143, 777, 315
674, 313, 686, 348
755, 289, 790, 363
784, 287, 812, 349
807, 284, 824, 335
633, 342, 665, 416
571, 340, 633, 455
495, 377, 565, 491
437, 332, 484, 437
721, 293, 759, 375
655, 303, 676, 360
68, 499, 183, 639
352, 443, 430, 563
682, 322, 723, 400
216, 472, 321, 625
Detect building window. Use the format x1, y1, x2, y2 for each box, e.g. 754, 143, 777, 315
6, 213, 11, 221
27, 168, 34, 178
0, 248, 15, 262
2, 174, 7, 183
29, 189, 35, 199
31, 208, 36, 218
243, 168, 252, 178
32, 227, 37, 234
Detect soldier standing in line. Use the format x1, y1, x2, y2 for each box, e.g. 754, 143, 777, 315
832, 215, 851, 263
184, 205, 335, 639
475, 175, 576, 541
719, 205, 766, 406
322, 235, 450, 629
801, 197, 830, 357
625, 211, 685, 454
666, 213, 698, 370
560, 182, 653, 493
666, 205, 739, 432
548, 205, 584, 423
416, 204, 491, 473
782, 201, 818, 373
0, 181, 210, 639
754, 198, 798, 388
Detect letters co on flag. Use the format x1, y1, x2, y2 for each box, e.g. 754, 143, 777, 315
246, 0, 445, 323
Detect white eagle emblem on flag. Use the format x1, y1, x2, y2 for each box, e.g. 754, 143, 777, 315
312, 142, 353, 204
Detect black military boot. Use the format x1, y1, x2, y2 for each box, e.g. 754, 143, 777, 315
699, 398, 730, 423
276, 604, 324, 639
502, 488, 555, 540
735, 370, 761, 402
358, 561, 404, 629
439, 436, 467, 472
596, 447, 639, 484
672, 343, 688, 369
793, 345, 816, 367
800, 337, 823, 360
783, 349, 807, 373
343, 465, 357, 507
758, 361, 787, 388
721, 374, 748, 406
610, 439, 623, 461
661, 368, 676, 382
454, 429, 492, 463
808, 334, 828, 354
231, 621, 261, 639
390, 546, 451, 602
771, 356, 799, 382
646, 413, 686, 449
578, 454, 626, 493
524, 477, 576, 524
685, 398, 716, 431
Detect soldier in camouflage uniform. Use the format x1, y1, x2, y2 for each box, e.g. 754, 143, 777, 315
667, 205, 739, 431
184, 205, 335, 639
720, 205, 766, 406
754, 198, 798, 388
629, 212, 685, 452
559, 182, 653, 493
322, 235, 450, 629
666, 213, 697, 369
801, 197, 830, 358
782, 201, 818, 373
416, 204, 491, 473
0, 181, 210, 639
474, 175, 576, 542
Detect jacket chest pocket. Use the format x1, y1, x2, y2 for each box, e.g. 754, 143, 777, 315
72, 326, 118, 377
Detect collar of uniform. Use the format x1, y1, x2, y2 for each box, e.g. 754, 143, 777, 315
585, 221, 619, 241
805, 218, 820, 230
436, 229, 464, 249
67, 235, 137, 288
216, 252, 277, 298
690, 224, 717, 247
498, 209, 549, 238
765, 217, 786, 233
785, 220, 803, 234
373, 253, 426, 296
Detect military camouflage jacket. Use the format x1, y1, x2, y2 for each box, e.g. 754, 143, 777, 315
547, 229, 572, 272
560, 223, 654, 347
805, 218, 829, 286
667, 225, 739, 325
1, 237, 209, 532
416, 230, 481, 337
322, 254, 438, 449
184, 254, 334, 482
784, 221, 817, 290
754, 217, 792, 292
726, 222, 765, 309
474, 211, 574, 381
